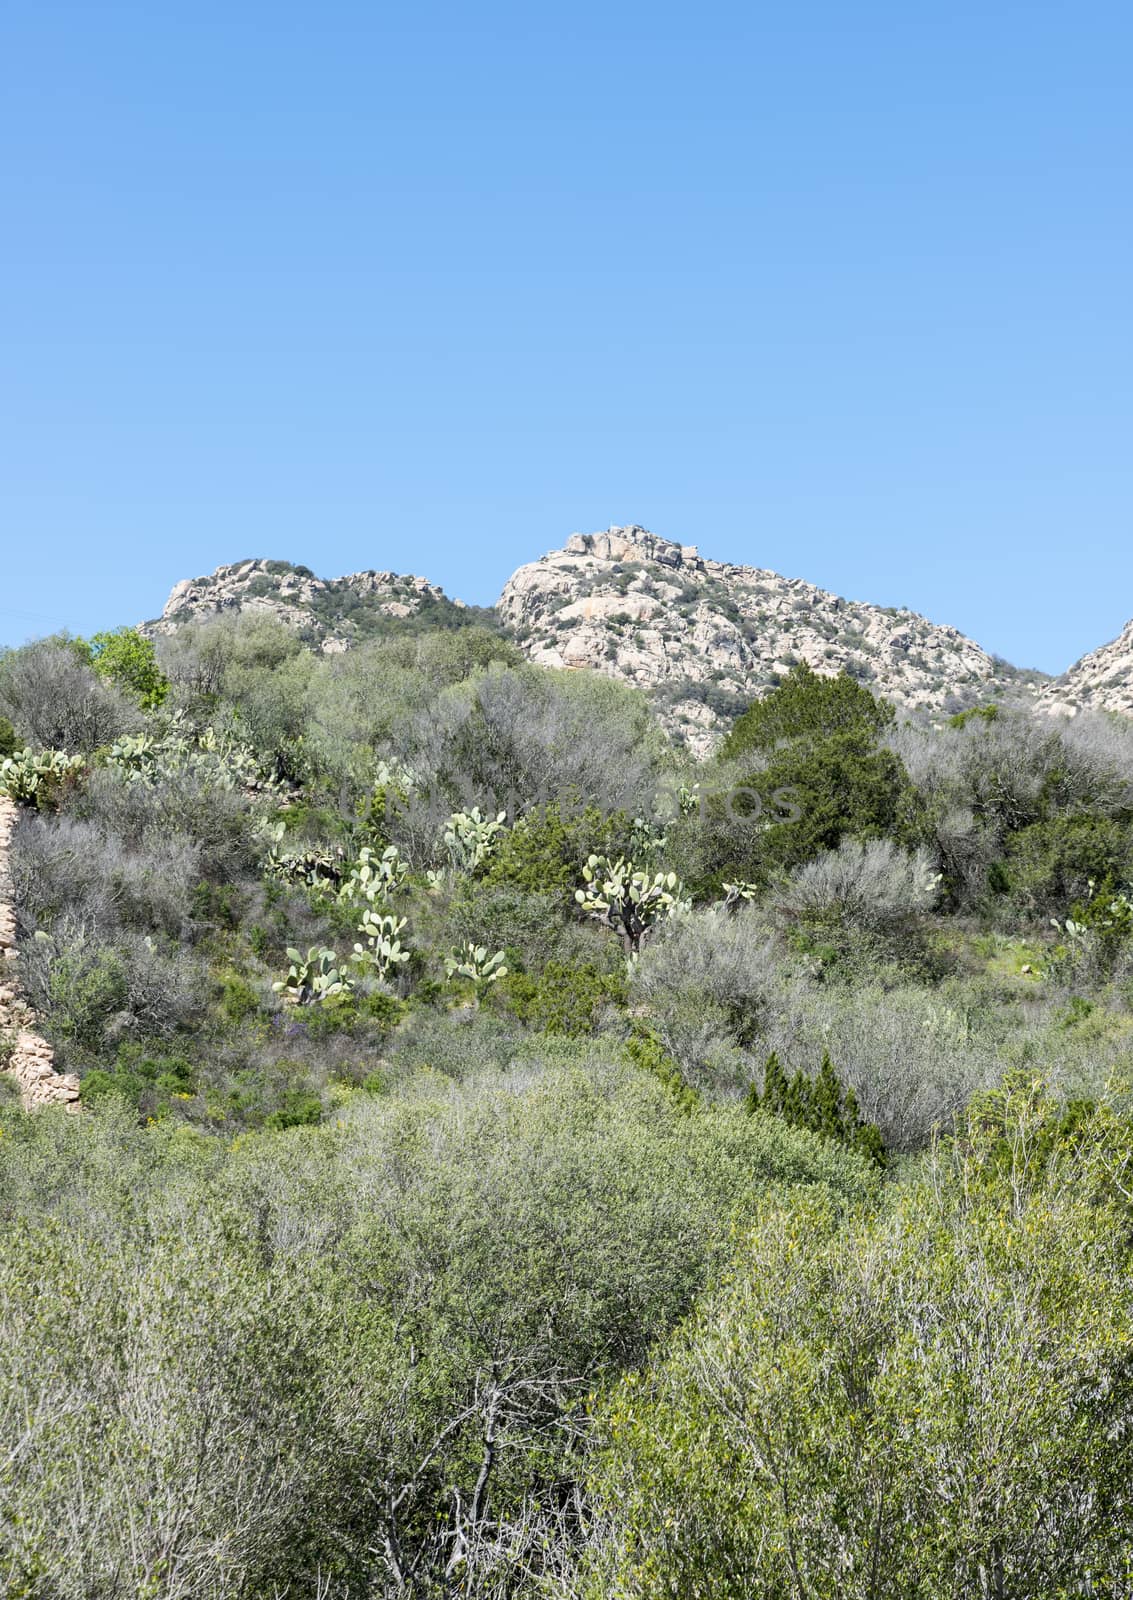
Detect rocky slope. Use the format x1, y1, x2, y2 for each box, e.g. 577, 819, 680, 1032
148, 533, 1057, 753
145, 559, 466, 651
1042, 616, 1133, 718
499, 527, 1035, 750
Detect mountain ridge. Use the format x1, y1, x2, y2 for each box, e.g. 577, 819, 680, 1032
140, 529, 1133, 752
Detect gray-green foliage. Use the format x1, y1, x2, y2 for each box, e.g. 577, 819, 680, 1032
580, 1084, 1133, 1600
774, 836, 942, 930
0, 1061, 871, 1598
0, 636, 140, 752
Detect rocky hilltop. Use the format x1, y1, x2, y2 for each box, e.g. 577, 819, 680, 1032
1042, 616, 1133, 719
148, 533, 1061, 752
499, 526, 1030, 750
145, 559, 465, 651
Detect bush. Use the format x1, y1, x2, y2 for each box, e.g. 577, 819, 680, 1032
0, 1060, 872, 1597
999, 813, 1133, 915
24, 923, 204, 1061
750, 1048, 886, 1165
483, 801, 634, 893
500, 959, 627, 1035
722, 662, 895, 759
44, 939, 129, 1050
399, 662, 670, 828
264, 1090, 324, 1129
0, 636, 139, 751
754, 977, 996, 1153
777, 836, 939, 928
79, 1047, 196, 1110
11, 811, 200, 941
72, 765, 256, 881
582, 1086, 1133, 1599
630, 906, 776, 1064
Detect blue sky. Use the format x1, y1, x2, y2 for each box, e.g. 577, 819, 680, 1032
2, 1, 1130, 672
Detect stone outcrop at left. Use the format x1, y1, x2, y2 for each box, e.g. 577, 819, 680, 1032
0, 799, 80, 1111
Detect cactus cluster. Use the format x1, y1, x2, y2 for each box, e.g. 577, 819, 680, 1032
262, 822, 347, 888
444, 941, 508, 994
0, 748, 87, 806
338, 844, 408, 907
107, 714, 282, 794
353, 910, 411, 980
719, 880, 760, 913
443, 808, 507, 873
272, 946, 351, 1006
576, 854, 688, 958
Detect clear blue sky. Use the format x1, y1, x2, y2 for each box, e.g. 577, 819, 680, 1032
2, 2, 1130, 672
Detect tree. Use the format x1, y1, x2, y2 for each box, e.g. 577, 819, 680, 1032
722, 663, 894, 761
87, 627, 170, 709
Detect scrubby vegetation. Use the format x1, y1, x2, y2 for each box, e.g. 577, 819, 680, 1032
3, 624, 1133, 1595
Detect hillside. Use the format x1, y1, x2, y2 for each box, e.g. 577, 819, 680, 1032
499, 526, 1040, 749
1043, 615, 1133, 718
147, 532, 1055, 752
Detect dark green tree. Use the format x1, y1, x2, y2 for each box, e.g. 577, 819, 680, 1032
750, 1048, 886, 1168
722, 663, 894, 760
698, 666, 925, 886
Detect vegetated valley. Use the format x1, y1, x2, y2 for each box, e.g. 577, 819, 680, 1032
4, 559, 1133, 1598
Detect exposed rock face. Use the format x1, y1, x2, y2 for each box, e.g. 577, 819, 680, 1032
0, 799, 80, 1112
145, 530, 1063, 754
145, 559, 463, 651
1042, 617, 1133, 718
499, 526, 1021, 751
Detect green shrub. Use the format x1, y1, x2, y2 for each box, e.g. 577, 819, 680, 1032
499, 959, 627, 1035
1000, 814, 1133, 914
625, 1023, 699, 1112
87, 627, 170, 709
218, 969, 261, 1024
264, 1090, 323, 1130
0, 1060, 872, 1597
46, 945, 128, 1049
79, 1048, 196, 1110
583, 1085, 1133, 1598
191, 879, 242, 928
483, 801, 632, 892
0, 715, 17, 758
749, 1049, 887, 1166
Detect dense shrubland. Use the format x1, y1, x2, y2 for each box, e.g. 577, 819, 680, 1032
3, 621, 1133, 1594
